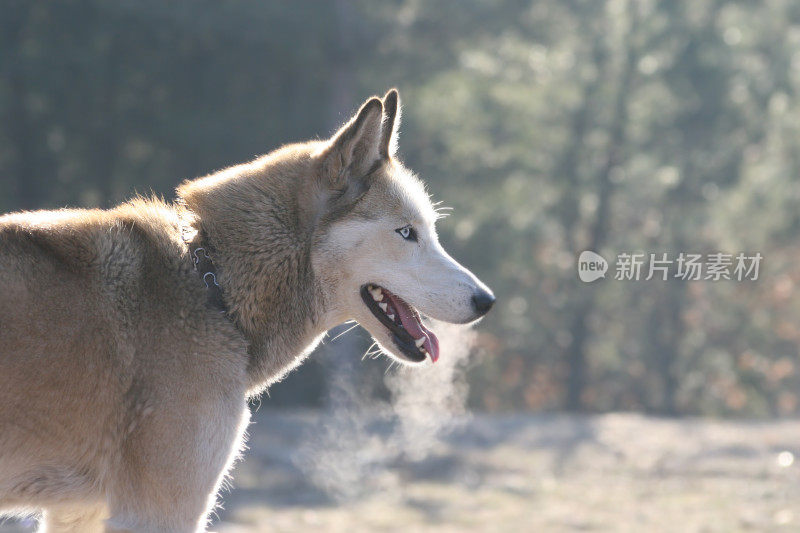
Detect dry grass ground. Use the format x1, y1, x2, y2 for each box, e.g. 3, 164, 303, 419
3, 411, 799, 532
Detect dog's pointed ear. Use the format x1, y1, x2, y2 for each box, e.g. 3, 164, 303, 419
379, 88, 401, 158
321, 96, 384, 188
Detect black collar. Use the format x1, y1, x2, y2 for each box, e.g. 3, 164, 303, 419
189, 234, 228, 314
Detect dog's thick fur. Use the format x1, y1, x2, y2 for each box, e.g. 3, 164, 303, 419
0, 90, 493, 531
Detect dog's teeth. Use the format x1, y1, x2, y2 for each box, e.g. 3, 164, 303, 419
378, 303, 388, 312
387, 313, 395, 321
415, 337, 425, 348
370, 287, 383, 301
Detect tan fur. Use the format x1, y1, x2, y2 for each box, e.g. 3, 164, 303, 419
0, 90, 493, 531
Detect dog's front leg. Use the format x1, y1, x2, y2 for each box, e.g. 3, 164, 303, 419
104, 397, 250, 533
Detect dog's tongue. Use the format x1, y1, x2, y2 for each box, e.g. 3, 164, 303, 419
388, 294, 440, 363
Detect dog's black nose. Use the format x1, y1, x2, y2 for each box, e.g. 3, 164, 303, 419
471, 288, 496, 317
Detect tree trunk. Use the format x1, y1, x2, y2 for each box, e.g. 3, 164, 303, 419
566, 1, 640, 411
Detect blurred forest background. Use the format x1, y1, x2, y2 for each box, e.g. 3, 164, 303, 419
3, 0, 800, 418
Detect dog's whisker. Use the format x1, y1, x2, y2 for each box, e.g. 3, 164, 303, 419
384, 360, 398, 375
330, 323, 360, 343
362, 341, 379, 361
434, 205, 453, 220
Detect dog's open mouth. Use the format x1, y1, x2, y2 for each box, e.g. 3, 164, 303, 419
360, 284, 440, 363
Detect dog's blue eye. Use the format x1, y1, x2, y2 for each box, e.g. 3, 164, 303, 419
396, 225, 418, 242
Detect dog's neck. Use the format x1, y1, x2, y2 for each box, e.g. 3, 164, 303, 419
178, 158, 328, 394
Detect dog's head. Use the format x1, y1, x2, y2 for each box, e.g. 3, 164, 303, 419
311, 90, 495, 364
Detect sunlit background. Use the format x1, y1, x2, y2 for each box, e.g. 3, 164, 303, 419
2, 1, 800, 531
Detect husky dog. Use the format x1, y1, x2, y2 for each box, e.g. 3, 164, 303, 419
0, 90, 494, 532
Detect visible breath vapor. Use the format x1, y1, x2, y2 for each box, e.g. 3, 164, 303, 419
297, 322, 477, 501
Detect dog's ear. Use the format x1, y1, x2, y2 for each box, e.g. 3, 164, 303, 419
321, 96, 384, 189
379, 88, 401, 158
